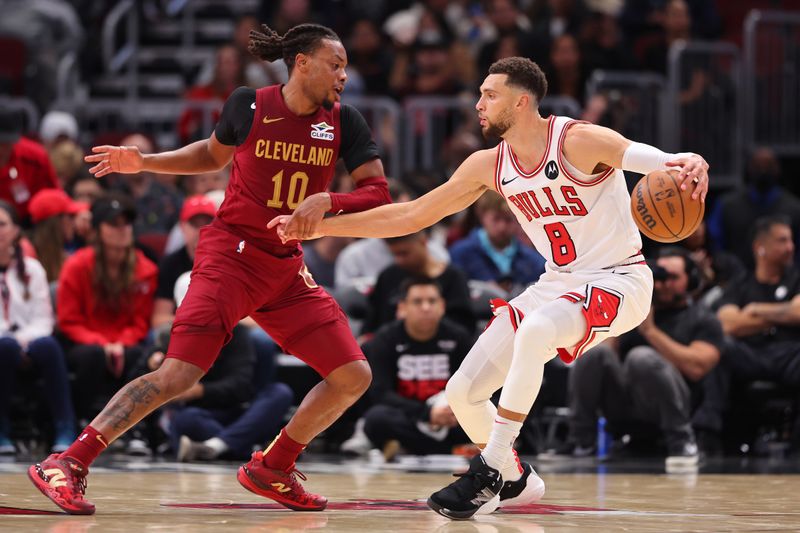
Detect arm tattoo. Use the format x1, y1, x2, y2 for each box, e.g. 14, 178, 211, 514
98, 378, 162, 431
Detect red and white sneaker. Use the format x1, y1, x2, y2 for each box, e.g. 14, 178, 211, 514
237, 451, 327, 511
28, 454, 95, 515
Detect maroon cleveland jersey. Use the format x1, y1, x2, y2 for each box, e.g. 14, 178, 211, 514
215, 85, 342, 252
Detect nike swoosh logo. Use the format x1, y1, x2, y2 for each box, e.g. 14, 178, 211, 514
501, 176, 518, 185
263, 116, 285, 124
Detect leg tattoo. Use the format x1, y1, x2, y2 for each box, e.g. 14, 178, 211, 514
97, 378, 162, 431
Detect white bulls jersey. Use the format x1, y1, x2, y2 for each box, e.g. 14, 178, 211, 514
494, 115, 643, 272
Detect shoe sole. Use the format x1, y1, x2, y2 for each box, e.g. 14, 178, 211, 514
497, 474, 546, 509
236, 466, 327, 511
27, 466, 95, 515
426, 493, 500, 520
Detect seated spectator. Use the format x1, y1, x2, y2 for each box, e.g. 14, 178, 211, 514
334, 180, 449, 290
151, 195, 217, 331
0, 201, 75, 454
708, 147, 800, 269
679, 220, 744, 309
179, 44, 245, 144
144, 273, 293, 461
0, 105, 60, 225
363, 231, 473, 336
702, 216, 800, 445
57, 193, 157, 420
449, 192, 545, 295
361, 278, 472, 456
549, 248, 723, 469
347, 19, 395, 96
111, 134, 183, 237
28, 189, 89, 283
543, 33, 588, 104
39, 110, 79, 152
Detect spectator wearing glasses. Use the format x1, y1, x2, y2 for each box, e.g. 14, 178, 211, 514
57, 193, 158, 421
0, 200, 75, 454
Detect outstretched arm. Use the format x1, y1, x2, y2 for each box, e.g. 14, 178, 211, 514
84, 132, 235, 178
269, 148, 497, 241
563, 123, 710, 202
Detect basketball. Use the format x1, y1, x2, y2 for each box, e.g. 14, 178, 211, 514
630, 170, 705, 243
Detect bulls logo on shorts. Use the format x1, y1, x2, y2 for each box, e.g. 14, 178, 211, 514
545, 160, 559, 180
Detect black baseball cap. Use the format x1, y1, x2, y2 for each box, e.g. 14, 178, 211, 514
0, 106, 22, 143
91, 192, 137, 229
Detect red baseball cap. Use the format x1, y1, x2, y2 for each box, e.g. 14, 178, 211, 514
180, 195, 217, 222
29, 188, 89, 223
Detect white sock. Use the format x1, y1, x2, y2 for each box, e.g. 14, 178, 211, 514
203, 437, 228, 456
501, 449, 523, 482
482, 415, 523, 473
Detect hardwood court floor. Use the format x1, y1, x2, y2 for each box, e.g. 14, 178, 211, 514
1, 461, 799, 532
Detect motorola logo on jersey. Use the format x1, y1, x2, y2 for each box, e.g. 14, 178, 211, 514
545, 160, 560, 180
310, 122, 335, 141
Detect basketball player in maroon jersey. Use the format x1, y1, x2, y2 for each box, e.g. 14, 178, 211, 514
28, 24, 390, 514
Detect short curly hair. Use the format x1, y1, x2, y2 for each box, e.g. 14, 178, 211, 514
488, 57, 548, 104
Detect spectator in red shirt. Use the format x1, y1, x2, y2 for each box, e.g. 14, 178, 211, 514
57, 193, 158, 420
178, 44, 246, 144
0, 106, 60, 224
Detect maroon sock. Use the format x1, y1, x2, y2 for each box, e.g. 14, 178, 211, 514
263, 428, 306, 471
59, 426, 109, 469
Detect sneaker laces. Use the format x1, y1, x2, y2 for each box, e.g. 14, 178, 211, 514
450, 469, 496, 497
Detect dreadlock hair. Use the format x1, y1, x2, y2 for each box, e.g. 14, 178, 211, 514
0, 200, 30, 300
248, 23, 341, 73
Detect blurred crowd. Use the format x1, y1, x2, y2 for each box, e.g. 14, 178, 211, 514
1, 0, 799, 466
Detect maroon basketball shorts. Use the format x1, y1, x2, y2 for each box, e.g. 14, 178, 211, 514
167, 224, 364, 376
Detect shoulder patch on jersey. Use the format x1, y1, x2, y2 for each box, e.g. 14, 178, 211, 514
545, 160, 559, 180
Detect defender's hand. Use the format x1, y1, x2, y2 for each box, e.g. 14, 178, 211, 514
84, 145, 145, 177
267, 215, 324, 243
666, 154, 709, 203
283, 192, 331, 240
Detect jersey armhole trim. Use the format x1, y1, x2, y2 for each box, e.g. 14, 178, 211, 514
558, 120, 615, 187
237, 87, 263, 153
494, 141, 504, 193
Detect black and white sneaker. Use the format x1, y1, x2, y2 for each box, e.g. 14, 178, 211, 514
427, 454, 503, 520
666, 440, 699, 472
498, 462, 546, 508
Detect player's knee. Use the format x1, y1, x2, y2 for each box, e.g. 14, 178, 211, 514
445, 371, 472, 410
514, 313, 558, 365
327, 359, 371, 398
152, 358, 205, 398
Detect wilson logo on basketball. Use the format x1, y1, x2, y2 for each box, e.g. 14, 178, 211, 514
545, 160, 559, 180
635, 185, 657, 229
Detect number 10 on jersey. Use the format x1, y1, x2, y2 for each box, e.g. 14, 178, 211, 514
266, 170, 310, 210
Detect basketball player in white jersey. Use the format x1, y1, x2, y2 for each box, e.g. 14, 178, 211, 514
269, 57, 709, 520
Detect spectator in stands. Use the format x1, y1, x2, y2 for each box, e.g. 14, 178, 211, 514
48, 140, 87, 189
39, 111, 80, 152
347, 19, 395, 96
111, 134, 182, 236
151, 195, 217, 331
527, 0, 586, 50
679, 220, 744, 309
476, 0, 539, 73
700, 216, 800, 443
28, 189, 89, 283
363, 231, 473, 336
334, 179, 450, 290
145, 273, 293, 461
165, 171, 228, 256
360, 277, 472, 456
58, 193, 157, 420
0, 106, 60, 224
639, 0, 692, 75
66, 175, 104, 244
579, 10, 638, 73
708, 147, 800, 268
0, 201, 75, 454
179, 44, 246, 144
449, 192, 545, 295
548, 248, 723, 468
389, 34, 466, 99
544, 33, 588, 104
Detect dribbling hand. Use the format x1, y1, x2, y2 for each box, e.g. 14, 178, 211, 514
665, 154, 709, 203
84, 145, 145, 178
